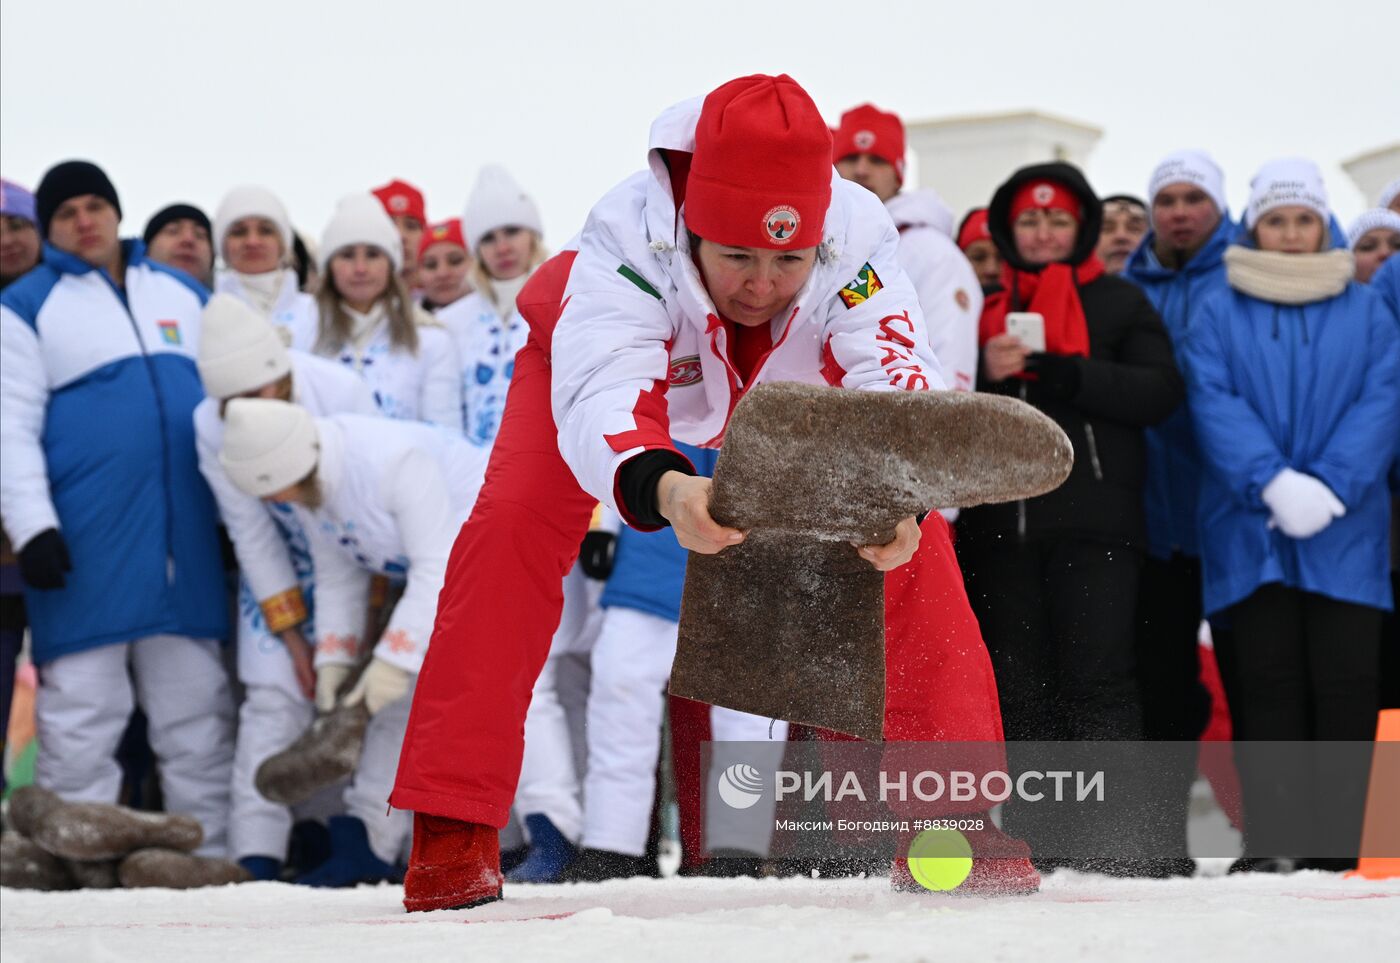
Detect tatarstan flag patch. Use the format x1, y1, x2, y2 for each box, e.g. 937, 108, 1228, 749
838, 263, 883, 309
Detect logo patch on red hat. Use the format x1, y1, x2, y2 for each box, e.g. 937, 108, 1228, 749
389, 195, 409, 213
1032, 184, 1056, 206
667, 355, 703, 387
764, 206, 800, 244
854, 130, 876, 150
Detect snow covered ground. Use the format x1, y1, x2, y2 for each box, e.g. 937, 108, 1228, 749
4, 869, 1398, 963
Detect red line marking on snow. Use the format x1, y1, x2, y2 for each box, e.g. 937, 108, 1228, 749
1289, 893, 1398, 901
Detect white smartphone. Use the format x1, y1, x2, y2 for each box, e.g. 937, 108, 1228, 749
1005, 312, 1046, 352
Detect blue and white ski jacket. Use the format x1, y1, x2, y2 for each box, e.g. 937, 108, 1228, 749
0, 240, 228, 662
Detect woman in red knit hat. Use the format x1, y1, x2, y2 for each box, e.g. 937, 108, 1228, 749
390, 74, 1040, 912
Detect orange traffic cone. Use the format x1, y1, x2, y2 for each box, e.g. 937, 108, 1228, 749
1346, 709, 1400, 880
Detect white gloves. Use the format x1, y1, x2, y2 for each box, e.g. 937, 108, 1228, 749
315, 664, 354, 713
344, 658, 412, 715
1261, 468, 1346, 540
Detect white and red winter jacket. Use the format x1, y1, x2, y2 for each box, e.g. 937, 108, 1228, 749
548, 98, 947, 526
884, 189, 982, 392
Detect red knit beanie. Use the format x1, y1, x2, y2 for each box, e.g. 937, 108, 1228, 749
832, 104, 906, 183
685, 74, 833, 250
372, 179, 427, 226
417, 218, 466, 262
1010, 180, 1082, 223
957, 208, 992, 251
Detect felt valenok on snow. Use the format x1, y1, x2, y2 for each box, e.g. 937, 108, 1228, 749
256, 661, 372, 806
670, 382, 1072, 741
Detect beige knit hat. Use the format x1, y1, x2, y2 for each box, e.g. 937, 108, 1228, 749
197, 294, 292, 399
219, 398, 320, 498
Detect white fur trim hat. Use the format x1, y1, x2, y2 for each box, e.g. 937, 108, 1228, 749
197, 293, 292, 399
215, 186, 294, 260
463, 164, 543, 254
219, 398, 320, 498
319, 192, 403, 273
1347, 208, 1400, 249
1246, 158, 1329, 229
1147, 149, 1227, 214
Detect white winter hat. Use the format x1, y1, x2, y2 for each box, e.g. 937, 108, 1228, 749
219, 398, 320, 498
215, 186, 294, 259
1377, 177, 1400, 212
1147, 149, 1227, 214
463, 164, 543, 254
319, 192, 403, 273
197, 293, 292, 399
1347, 208, 1400, 249
1245, 158, 1329, 229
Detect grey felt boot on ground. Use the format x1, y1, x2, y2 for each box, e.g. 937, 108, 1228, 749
118, 848, 252, 889
9, 784, 204, 862
255, 701, 370, 806
1, 830, 75, 890
64, 858, 122, 889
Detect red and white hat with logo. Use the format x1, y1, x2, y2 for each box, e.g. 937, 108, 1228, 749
832, 104, 906, 184
371, 179, 427, 226
684, 74, 833, 250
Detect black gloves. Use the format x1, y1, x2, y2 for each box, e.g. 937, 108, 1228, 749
579, 530, 617, 580
1024, 352, 1083, 401
19, 528, 71, 590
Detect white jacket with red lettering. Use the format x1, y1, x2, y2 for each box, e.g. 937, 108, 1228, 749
550, 98, 946, 524
884, 189, 982, 392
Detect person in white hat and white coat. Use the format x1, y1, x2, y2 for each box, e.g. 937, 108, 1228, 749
313, 193, 463, 433
435, 165, 545, 448
218, 397, 488, 886
213, 186, 318, 352
193, 293, 379, 880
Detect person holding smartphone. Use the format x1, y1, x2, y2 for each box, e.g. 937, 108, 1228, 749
956, 162, 1184, 873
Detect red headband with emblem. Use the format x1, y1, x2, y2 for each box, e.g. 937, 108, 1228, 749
372, 178, 427, 226
1009, 180, 1082, 223
685, 74, 833, 250
957, 209, 992, 251
832, 104, 906, 184
417, 218, 467, 262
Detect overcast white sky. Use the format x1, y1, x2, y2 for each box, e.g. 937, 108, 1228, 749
2, 0, 1396, 246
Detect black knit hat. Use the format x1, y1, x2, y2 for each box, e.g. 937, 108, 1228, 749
35, 160, 121, 237
143, 203, 212, 246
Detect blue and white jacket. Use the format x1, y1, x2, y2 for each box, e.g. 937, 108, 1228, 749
1185, 222, 1400, 615
1123, 214, 1235, 560
0, 240, 227, 662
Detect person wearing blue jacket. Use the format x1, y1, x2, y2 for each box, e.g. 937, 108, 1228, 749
1371, 252, 1400, 711
1185, 158, 1400, 871
0, 161, 234, 856
1122, 150, 1234, 873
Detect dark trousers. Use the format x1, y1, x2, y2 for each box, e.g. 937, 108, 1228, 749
1223, 583, 1383, 857
959, 536, 1145, 741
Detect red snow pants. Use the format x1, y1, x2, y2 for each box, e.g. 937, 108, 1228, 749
391, 298, 1007, 828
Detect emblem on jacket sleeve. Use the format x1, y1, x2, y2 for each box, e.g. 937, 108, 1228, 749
838, 263, 884, 310
764, 206, 800, 244
668, 355, 703, 387
157, 320, 182, 345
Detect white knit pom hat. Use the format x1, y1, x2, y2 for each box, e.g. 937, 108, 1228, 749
1147, 149, 1227, 214
463, 164, 543, 254
1246, 158, 1329, 229
219, 398, 320, 498
319, 192, 403, 273
214, 186, 294, 260
1347, 208, 1400, 249
197, 293, 292, 399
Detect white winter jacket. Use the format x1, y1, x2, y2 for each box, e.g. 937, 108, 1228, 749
318, 311, 464, 434
550, 98, 946, 523
294, 415, 488, 674
436, 290, 527, 447
883, 190, 982, 391
194, 351, 380, 631
214, 269, 317, 353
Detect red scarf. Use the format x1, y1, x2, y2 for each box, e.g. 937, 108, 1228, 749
978, 255, 1103, 357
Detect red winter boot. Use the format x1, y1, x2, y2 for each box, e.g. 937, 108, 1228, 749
402, 814, 504, 913
891, 821, 1040, 897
